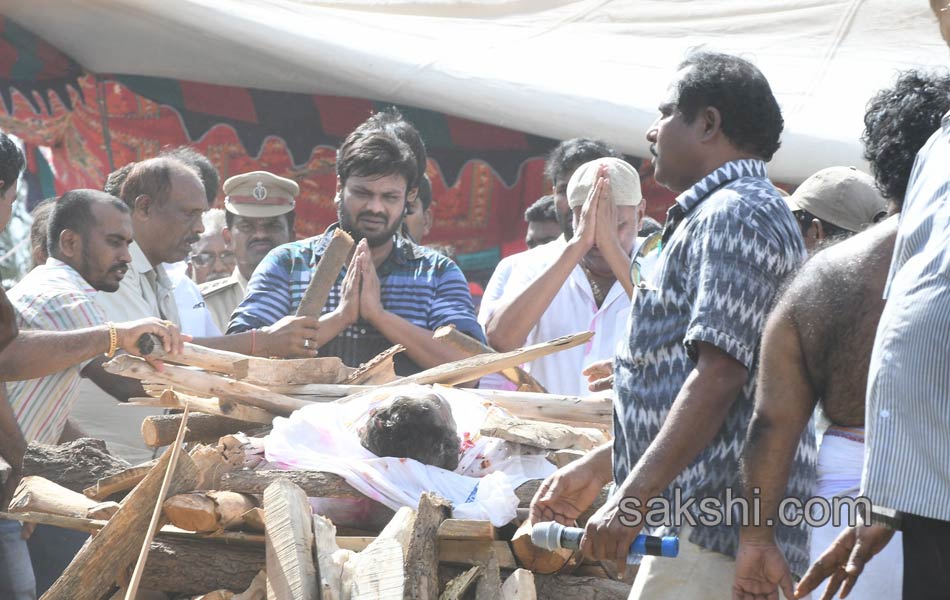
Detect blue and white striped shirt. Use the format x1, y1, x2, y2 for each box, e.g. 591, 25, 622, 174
228, 224, 484, 375
863, 113, 950, 522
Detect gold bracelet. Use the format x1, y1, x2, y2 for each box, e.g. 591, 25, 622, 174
104, 322, 118, 358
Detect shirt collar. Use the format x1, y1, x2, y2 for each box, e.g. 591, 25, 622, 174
129, 241, 156, 275
675, 158, 769, 213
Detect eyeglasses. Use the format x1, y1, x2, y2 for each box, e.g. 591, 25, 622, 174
190, 251, 236, 268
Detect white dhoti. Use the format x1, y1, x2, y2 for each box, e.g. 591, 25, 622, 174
811, 430, 903, 599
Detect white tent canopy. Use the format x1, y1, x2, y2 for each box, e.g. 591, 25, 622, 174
2, 0, 947, 183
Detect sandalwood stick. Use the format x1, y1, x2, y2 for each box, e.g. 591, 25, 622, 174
137, 335, 250, 378
104, 355, 310, 416
296, 228, 355, 318
432, 325, 547, 393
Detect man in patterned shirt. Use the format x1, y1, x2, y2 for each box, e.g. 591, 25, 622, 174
229, 125, 482, 375
531, 51, 813, 598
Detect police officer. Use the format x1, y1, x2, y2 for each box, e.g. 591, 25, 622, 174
200, 171, 297, 333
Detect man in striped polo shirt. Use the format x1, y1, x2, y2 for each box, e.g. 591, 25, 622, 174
229, 126, 483, 375
0, 189, 184, 598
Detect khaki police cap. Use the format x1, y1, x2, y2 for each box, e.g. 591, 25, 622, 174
223, 171, 299, 218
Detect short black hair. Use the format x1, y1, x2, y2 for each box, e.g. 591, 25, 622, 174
104, 162, 135, 197
360, 394, 460, 471
417, 174, 433, 211
524, 195, 557, 223
119, 157, 196, 209
161, 146, 220, 206
47, 189, 129, 257
676, 51, 784, 161
355, 108, 427, 189
224, 209, 295, 235
0, 132, 25, 194
544, 138, 618, 187
863, 69, 950, 209
336, 129, 417, 194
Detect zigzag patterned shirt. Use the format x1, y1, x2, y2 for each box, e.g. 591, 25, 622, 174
228, 223, 485, 375
613, 159, 816, 575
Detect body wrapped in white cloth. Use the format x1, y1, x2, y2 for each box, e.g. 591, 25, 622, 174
264, 385, 557, 527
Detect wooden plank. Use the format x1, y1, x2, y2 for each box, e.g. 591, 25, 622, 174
244, 356, 354, 386
0, 510, 265, 545
479, 411, 608, 451
128, 389, 276, 425
138, 334, 354, 386
312, 514, 343, 600
104, 355, 310, 416
141, 412, 257, 448
344, 344, 404, 385
41, 442, 199, 600
296, 228, 355, 318
437, 519, 496, 541
349, 506, 416, 599
9, 476, 103, 518
83, 460, 157, 501
389, 332, 594, 389
533, 575, 631, 600
404, 493, 451, 600
263, 479, 318, 600
220, 469, 364, 499
124, 405, 193, 600
474, 552, 502, 600
137, 335, 250, 379
500, 569, 536, 600
271, 383, 613, 427
139, 537, 265, 596
438, 566, 481, 600
432, 325, 547, 393
162, 491, 257, 533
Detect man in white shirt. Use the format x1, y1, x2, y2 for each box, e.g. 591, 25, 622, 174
485, 158, 644, 396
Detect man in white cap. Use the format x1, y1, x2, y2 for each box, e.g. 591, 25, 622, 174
786, 166, 888, 252
484, 157, 644, 396
200, 171, 297, 333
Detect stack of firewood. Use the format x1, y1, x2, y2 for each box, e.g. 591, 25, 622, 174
0, 330, 633, 599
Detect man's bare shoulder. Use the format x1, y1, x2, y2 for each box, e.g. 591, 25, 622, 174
778, 218, 899, 312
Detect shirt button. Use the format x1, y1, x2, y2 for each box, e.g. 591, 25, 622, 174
359, 328, 367, 334
880, 409, 890, 419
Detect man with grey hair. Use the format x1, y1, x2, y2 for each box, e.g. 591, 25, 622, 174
485, 158, 644, 395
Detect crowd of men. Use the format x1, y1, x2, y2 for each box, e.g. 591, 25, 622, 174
1, 2, 949, 598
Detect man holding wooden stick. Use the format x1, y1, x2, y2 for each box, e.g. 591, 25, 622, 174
230, 120, 483, 375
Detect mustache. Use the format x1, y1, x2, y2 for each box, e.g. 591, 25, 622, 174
357, 210, 389, 222
183, 235, 201, 246
109, 263, 128, 274
247, 237, 274, 248
649, 143, 658, 157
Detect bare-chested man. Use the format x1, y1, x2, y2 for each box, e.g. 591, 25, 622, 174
732, 69, 950, 600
